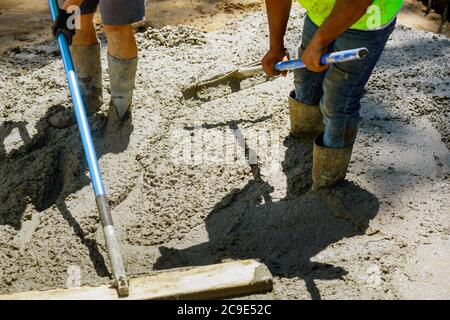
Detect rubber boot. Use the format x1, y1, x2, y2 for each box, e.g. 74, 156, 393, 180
108, 54, 138, 119
70, 43, 102, 115
289, 91, 324, 137
312, 133, 354, 191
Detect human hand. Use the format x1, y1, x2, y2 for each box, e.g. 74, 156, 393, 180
262, 48, 289, 77
52, 9, 76, 45
301, 38, 329, 73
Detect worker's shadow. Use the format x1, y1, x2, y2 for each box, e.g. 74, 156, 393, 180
0, 105, 133, 277
155, 134, 379, 300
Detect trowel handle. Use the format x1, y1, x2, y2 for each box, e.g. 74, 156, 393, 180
274, 47, 369, 72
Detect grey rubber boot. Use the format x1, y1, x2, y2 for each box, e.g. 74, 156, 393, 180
312, 133, 354, 191
70, 43, 102, 115
108, 54, 138, 119
289, 91, 324, 137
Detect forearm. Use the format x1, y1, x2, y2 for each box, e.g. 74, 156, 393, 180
311, 0, 372, 48
265, 0, 292, 52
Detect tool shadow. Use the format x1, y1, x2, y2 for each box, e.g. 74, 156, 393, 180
0, 104, 134, 277
155, 135, 380, 300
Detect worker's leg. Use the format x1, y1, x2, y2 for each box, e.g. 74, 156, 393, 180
320, 21, 396, 148
312, 20, 397, 190
103, 25, 138, 60
103, 24, 138, 119
71, 13, 97, 46
100, 0, 145, 119
290, 15, 327, 137
69, 0, 103, 114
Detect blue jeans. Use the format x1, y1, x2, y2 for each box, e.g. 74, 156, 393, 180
293, 15, 396, 148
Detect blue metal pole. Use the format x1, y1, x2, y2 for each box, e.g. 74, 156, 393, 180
274, 47, 369, 72
49, 0, 105, 196
48, 0, 129, 297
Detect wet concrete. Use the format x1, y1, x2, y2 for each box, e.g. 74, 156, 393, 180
0, 8, 449, 299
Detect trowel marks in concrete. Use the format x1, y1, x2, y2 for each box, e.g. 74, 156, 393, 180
0, 8, 449, 299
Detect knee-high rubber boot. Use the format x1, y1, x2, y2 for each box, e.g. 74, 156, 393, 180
289, 91, 324, 137
108, 54, 138, 119
70, 43, 102, 115
312, 133, 354, 190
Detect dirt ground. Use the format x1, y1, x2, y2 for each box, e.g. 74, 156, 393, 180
0, 1, 449, 300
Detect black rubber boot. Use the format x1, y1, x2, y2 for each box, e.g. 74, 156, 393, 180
288, 91, 324, 137
312, 133, 354, 191
70, 43, 102, 115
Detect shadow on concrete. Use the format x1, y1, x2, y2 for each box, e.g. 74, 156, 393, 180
155, 133, 379, 300
0, 104, 134, 277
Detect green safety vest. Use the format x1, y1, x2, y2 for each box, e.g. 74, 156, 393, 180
297, 0, 403, 30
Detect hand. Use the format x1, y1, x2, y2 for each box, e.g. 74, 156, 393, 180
52, 9, 76, 45
301, 38, 330, 73
262, 48, 289, 77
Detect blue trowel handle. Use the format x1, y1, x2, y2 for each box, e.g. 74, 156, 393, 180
274, 47, 369, 72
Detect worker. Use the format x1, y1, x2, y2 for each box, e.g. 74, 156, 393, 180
262, 0, 403, 190
53, 0, 146, 119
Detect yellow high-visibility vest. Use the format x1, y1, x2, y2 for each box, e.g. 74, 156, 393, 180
297, 0, 403, 30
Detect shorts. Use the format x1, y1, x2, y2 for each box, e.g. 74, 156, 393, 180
60, 0, 146, 26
